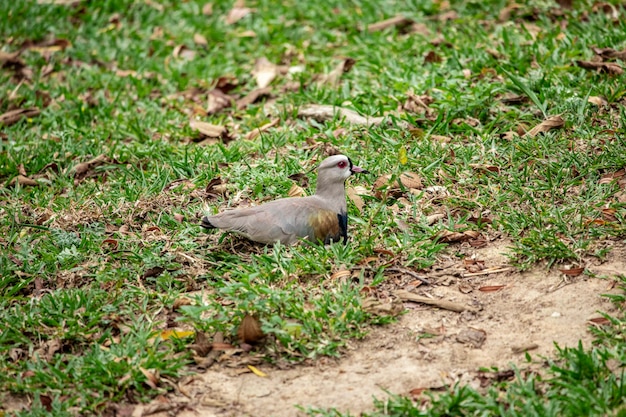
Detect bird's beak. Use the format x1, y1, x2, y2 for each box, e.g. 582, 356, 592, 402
350, 165, 369, 174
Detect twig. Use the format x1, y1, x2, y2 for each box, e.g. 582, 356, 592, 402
462, 267, 511, 277
395, 290, 471, 313
386, 267, 431, 285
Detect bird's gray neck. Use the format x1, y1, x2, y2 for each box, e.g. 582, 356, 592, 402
315, 180, 348, 213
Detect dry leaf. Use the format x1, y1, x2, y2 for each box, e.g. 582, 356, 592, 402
362, 297, 404, 317
206, 88, 233, 114
575, 60, 623, 75
237, 314, 265, 344
424, 50, 442, 64
0, 107, 40, 126
498, 3, 522, 22
592, 47, 626, 61
331, 268, 351, 280
316, 57, 355, 87
205, 177, 228, 197
193, 33, 208, 47
72, 154, 113, 182
24, 38, 71, 54
160, 329, 195, 340
588, 317, 610, 325
346, 186, 364, 213
189, 120, 230, 140
587, 96, 608, 106
247, 365, 267, 377
172, 297, 192, 311
438, 229, 481, 243
252, 57, 277, 88
403, 91, 434, 113
236, 86, 272, 110
189, 331, 212, 356
368, 15, 414, 32
11, 175, 39, 187
478, 285, 506, 292
455, 328, 486, 348
559, 266, 584, 276
525, 115, 564, 138
399, 172, 421, 188
244, 117, 280, 140
202, 3, 213, 15
224, 4, 253, 24
288, 183, 306, 197
298, 104, 408, 127
173, 44, 196, 60
139, 367, 159, 389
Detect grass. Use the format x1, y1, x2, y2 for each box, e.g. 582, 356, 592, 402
1, 0, 626, 415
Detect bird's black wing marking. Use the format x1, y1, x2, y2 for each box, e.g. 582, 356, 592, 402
337, 211, 348, 244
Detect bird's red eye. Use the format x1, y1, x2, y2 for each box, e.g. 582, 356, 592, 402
337, 161, 347, 169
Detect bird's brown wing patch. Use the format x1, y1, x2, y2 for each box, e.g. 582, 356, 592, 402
308, 209, 343, 243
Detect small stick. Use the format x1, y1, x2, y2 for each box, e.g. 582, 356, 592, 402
462, 267, 512, 277
395, 290, 470, 313
386, 267, 431, 285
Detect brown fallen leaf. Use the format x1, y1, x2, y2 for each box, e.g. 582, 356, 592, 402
346, 186, 365, 213
559, 266, 584, 276
252, 57, 278, 88
236, 86, 272, 110
403, 91, 434, 115
11, 175, 39, 187
424, 50, 442, 64
0, 107, 40, 126
189, 120, 231, 143
189, 331, 212, 357
72, 154, 114, 182
368, 15, 414, 32
455, 328, 486, 348
193, 33, 208, 47
205, 176, 228, 197
438, 229, 480, 243
0, 50, 25, 69
173, 44, 196, 60
23, 38, 71, 54
298, 104, 408, 127
139, 367, 160, 389
525, 115, 564, 138
587, 96, 608, 106
498, 3, 522, 22
592, 46, 626, 61
288, 183, 306, 198
207, 88, 234, 115
244, 117, 280, 140
224, 2, 253, 25
237, 314, 265, 344
362, 297, 405, 317
202, 3, 213, 15
575, 60, 623, 75
588, 317, 611, 326
316, 57, 355, 87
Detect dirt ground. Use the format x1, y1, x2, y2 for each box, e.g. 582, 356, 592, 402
132, 239, 625, 417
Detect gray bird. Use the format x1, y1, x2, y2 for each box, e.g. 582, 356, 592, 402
200, 154, 368, 245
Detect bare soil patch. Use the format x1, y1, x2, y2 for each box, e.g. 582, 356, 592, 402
141, 240, 624, 417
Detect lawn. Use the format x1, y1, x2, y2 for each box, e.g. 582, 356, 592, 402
1, 0, 626, 415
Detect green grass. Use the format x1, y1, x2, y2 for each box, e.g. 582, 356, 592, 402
2, 0, 626, 415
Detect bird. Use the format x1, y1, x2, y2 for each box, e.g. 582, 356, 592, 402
200, 154, 368, 245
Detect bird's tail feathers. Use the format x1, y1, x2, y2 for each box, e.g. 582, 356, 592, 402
200, 216, 216, 230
